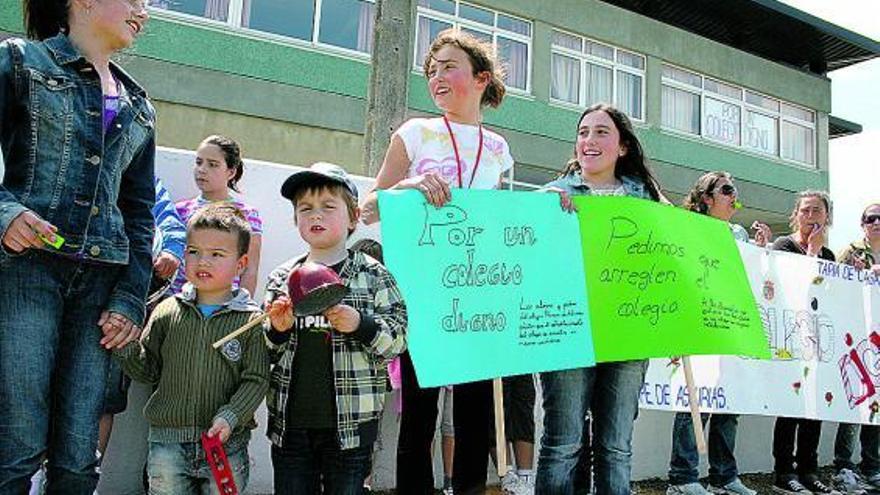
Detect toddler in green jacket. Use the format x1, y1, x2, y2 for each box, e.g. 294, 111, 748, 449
115, 203, 269, 494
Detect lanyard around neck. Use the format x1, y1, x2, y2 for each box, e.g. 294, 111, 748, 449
443, 116, 484, 189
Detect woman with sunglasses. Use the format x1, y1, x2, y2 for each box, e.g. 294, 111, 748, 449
0, 0, 154, 492
665, 171, 768, 495
830, 203, 880, 494
771, 191, 837, 495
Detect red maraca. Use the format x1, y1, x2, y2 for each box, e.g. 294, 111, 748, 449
212, 262, 347, 349
286, 262, 347, 316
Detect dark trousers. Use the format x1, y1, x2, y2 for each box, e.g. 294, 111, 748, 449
396, 351, 493, 495
271, 428, 372, 495
773, 417, 822, 476
835, 423, 880, 475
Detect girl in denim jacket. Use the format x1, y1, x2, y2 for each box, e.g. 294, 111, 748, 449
0, 0, 154, 492
537, 103, 663, 495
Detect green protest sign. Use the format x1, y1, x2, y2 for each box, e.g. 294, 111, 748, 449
573, 195, 770, 362
379, 189, 595, 387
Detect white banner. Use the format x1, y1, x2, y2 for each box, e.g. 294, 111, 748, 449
641, 241, 880, 424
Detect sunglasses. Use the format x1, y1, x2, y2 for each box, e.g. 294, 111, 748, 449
714, 184, 737, 197
863, 215, 880, 225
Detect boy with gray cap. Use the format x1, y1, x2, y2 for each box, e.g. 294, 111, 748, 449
263, 162, 408, 493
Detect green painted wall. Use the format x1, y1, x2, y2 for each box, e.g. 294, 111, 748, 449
153, 101, 365, 172
0, 0, 833, 221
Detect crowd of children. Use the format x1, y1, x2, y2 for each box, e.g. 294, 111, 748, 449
1, 2, 877, 494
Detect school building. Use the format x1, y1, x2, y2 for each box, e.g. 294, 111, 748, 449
2, 0, 878, 231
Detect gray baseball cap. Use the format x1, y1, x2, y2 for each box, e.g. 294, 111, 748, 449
280, 162, 359, 202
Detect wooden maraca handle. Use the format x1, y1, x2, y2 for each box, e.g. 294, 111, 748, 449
212, 313, 270, 349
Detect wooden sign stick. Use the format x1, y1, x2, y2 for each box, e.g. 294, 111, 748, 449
212, 314, 270, 349
493, 378, 509, 477
682, 356, 707, 453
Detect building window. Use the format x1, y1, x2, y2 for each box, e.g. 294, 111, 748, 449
414, 1, 532, 92
148, 0, 227, 21
661, 64, 816, 166
781, 102, 816, 165
549, 30, 645, 121
147, 0, 376, 55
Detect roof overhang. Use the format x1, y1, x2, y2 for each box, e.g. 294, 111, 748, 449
829, 115, 863, 139
598, 0, 880, 74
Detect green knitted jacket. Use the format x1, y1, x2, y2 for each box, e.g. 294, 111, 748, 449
115, 286, 269, 443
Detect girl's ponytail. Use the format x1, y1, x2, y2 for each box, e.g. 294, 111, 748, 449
23, 0, 69, 40
481, 71, 506, 109
682, 171, 731, 214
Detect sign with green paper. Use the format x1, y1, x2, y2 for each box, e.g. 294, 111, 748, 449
378, 189, 595, 387
572, 195, 770, 362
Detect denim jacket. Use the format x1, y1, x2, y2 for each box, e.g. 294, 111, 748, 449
541, 171, 652, 200
0, 34, 156, 325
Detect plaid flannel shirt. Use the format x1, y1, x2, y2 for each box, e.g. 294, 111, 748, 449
263, 249, 407, 449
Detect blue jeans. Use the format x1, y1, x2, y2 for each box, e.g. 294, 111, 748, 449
834, 423, 880, 476
146, 434, 250, 494
0, 251, 120, 494
537, 360, 647, 495
272, 428, 372, 495
668, 412, 739, 486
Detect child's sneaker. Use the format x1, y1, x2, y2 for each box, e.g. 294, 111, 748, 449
667, 482, 711, 495
773, 475, 813, 494
708, 478, 757, 495
802, 474, 843, 495
832, 468, 869, 494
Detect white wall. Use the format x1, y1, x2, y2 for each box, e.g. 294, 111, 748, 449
90, 148, 842, 494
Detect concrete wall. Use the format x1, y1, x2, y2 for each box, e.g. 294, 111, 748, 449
89, 148, 845, 494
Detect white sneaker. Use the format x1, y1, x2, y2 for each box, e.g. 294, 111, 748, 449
505, 473, 535, 495
442, 487, 454, 495
832, 469, 869, 495
29, 464, 47, 495
708, 478, 758, 495
519, 474, 536, 495
667, 482, 711, 495
501, 470, 519, 493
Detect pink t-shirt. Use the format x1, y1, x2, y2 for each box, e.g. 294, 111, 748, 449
170, 195, 263, 295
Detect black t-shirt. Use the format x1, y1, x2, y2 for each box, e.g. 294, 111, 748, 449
286, 260, 346, 430
772, 235, 836, 262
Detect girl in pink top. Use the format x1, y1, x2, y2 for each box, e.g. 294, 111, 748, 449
172, 135, 262, 295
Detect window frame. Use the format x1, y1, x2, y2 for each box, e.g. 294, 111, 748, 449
660, 62, 817, 167
414, 1, 533, 94
146, 0, 378, 61
549, 28, 646, 122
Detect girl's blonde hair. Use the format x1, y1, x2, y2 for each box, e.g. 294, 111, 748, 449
422, 28, 506, 108
789, 190, 833, 232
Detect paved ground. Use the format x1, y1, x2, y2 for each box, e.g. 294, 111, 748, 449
372, 466, 842, 494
